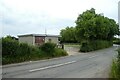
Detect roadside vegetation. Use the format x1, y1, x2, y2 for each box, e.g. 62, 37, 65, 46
113, 37, 120, 45
0, 38, 2, 65
60, 27, 78, 43
2, 36, 68, 65
60, 8, 119, 52
2, 8, 120, 64
80, 40, 113, 52
110, 49, 120, 80
64, 44, 80, 48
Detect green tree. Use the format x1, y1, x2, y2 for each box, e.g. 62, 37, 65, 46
60, 26, 77, 43
75, 8, 119, 41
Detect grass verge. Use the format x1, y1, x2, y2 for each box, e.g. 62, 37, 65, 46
110, 59, 120, 80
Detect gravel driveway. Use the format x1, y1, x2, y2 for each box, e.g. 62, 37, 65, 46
64, 45, 81, 55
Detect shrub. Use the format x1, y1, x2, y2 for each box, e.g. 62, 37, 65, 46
113, 37, 120, 45
40, 42, 56, 56
2, 37, 41, 64
16, 43, 40, 60
2, 37, 19, 56
113, 40, 120, 45
16, 43, 30, 56
53, 48, 68, 57
80, 40, 113, 52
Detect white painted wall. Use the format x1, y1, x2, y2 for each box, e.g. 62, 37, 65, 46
19, 35, 59, 45
45, 37, 59, 44
19, 36, 35, 45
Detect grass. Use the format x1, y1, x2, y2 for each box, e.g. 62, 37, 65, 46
110, 59, 120, 80
63, 43, 80, 45
2, 48, 68, 65
2, 52, 67, 65
64, 43, 80, 48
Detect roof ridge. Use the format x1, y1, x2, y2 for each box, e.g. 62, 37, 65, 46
18, 34, 59, 37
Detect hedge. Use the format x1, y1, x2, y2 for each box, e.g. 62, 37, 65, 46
113, 40, 120, 45
2, 37, 68, 65
2, 37, 41, 64
2, 37, 19, 56
80, 40, 113, 52
113, 37, 120, 45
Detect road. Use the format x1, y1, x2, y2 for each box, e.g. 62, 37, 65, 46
2, 46, 118, 78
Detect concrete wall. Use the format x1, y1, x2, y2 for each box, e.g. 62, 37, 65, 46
45, 37, 59, 44
19, 36, 35, 45
118, 1, 120, 29
19, 35, 59, 45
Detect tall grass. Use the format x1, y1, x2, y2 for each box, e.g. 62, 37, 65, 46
110, 59, 120, 79
110, 49, 120, 80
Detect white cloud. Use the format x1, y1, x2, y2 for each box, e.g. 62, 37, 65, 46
0, 0, 119, 37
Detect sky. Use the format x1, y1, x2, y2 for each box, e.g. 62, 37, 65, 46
0, 0, 119, 37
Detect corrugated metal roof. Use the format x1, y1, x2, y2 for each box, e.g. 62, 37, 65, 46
18, 34, 60, 37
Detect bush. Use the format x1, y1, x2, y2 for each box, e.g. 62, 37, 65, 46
80, 40, 113, 52
113, 37, 120, 45
16, 43, 30, 56
2, 37, 41, 64
113, 40, 120, 45
2, 37, 19, 56
16, 43, 41, 60
53, 48, 68, 57
40, 42, 56, 56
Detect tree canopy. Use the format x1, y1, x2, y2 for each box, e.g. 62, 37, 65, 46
75, 8, 119, 41
60, 27, 77, 43
60, 8, 119, 43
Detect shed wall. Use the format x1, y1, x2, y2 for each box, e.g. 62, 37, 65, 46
19, 36, 35, 45
45, 37, 59, 44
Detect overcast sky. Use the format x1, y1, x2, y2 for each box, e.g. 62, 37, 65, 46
0, 0, 119, 37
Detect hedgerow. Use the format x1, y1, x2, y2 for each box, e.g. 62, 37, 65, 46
2, 36, 68, 65
80, 40, 113, 52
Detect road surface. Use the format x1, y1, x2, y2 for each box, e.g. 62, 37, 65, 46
2, 46, 118, 78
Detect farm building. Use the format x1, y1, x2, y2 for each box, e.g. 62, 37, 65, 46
18, 34, 59, 46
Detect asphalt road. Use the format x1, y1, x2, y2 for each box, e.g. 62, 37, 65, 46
2, 46, 118, 78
